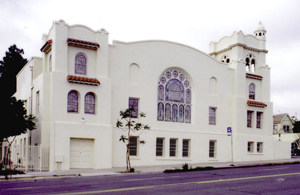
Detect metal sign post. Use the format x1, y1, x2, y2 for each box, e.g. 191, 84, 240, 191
227, 127, 234, 166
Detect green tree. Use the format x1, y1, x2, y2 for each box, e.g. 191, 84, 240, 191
293, 121, 300, 133
116, 108, 150, 172
1, 97, 36, 178
0, 44, 28, 98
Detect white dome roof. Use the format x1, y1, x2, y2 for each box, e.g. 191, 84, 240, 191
255, 21, 266, 32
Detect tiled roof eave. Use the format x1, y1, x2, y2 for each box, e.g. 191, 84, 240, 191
40, 40, 52, 54
67, 38, 100, 50
67, 75, 100, 86
247, 100, 267, 108
246, 73, 263, 80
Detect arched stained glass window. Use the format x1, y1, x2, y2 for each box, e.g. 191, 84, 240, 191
158, 85, 164, 101
75, 53, 87, 75
179, 105, 184, 123
249, 83, 255, 100
157, 69, 192, 123
165, 79, 184, 103
67, 91, 78, 113
157, 102, 164, 121
84, 92, 95, 114
186, 89, 191, 104
172, 104, 178, 122
165, 103, 171, 122
185, 105, 191, 123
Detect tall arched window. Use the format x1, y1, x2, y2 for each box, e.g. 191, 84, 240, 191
85, 92, 95, 114
249, 83, 255, 100
67, 91, 79, 113
75, 53, 87, 75
157, 69, 192, 123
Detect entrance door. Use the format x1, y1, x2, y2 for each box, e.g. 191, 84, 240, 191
70, 138, 94, 168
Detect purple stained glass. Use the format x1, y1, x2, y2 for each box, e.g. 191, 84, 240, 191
75, 54, 86, 75
186, 89, 191, 104
67, 91, 78, 113
179, 105, 184, 123
165, 79, 184, 103
172, 104, 178, 122
157, 102, 164, 121
179, 74, 185, 81
185, 105, 191, 123
160, 77, 166, 84
129, 98, 139, 118
172, 70, 178, 78
158, 85, 164, 101
166, 71, 171, 79
184, 80, 190, 88
85, 93, 95, 114
165, 103, 171, 121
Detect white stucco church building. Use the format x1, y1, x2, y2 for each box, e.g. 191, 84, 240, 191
10, 20, 290, 171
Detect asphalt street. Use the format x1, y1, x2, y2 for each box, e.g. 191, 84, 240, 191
1, 164, 300, 194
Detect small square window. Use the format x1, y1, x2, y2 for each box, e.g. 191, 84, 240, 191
257, 142, 263, 153
129, 137, 138, 156
209, 140, 217, 158
182, 139, 190, 157
247, 111, 253, 128
156, 138, 164, 157
169, 139, 177, 157
256, 112, 262, 128
209, 107, 216, 125
248, 142, 254, 153
129, 98, 139, 118
283, 125, 290, 133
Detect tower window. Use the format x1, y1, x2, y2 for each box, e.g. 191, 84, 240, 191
245, 54, 256, 72
221, 55, 230, 63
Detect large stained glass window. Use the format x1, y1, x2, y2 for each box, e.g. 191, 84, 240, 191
75, 53, 87, 75
157, 69, 192, 123
85, 92, 95, 114
67, 91, 78, 113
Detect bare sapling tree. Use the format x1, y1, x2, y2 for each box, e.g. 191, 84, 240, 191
116, 107, 150, 172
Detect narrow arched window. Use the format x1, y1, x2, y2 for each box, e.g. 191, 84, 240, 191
249, 83, 255, 100
172, 104, 178, 122
75, 53, 86, 75
157, 102, 164, 121
85, 93, 95, 114
165, 103, 171, 122
67, 91, 78, 113
178, 105, 184, 123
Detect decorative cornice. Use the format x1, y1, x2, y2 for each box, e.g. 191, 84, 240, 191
67, 75, 100, 86
246, 73, 263, 80
67, 37, 100, 50
209, 43, 268, 56
247, 100, 267, 108
40, 40, 52, 54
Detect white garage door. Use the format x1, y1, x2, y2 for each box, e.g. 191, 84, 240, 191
70, 138, 94, 169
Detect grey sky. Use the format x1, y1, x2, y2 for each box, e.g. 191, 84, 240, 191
1, 0, 300, 118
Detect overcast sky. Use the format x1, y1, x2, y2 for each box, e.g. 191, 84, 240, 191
1, 0, 300, 118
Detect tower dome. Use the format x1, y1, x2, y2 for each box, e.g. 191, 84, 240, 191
254, 21, 266, 40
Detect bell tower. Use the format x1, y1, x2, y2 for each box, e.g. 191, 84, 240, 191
254, 21, 267, 40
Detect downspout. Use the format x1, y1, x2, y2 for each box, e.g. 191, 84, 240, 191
29, 65, 33, 146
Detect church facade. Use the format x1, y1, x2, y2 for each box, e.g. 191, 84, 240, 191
12, 20, 290, 171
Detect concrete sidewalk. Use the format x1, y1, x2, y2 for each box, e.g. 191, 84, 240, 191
1, 157, 300, 180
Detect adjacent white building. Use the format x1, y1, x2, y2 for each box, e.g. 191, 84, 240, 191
10, 20, 290, 171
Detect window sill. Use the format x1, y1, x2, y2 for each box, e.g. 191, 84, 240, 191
247, 153, 264, 155
130, 157, 140, 160
155, 158, 192, 161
